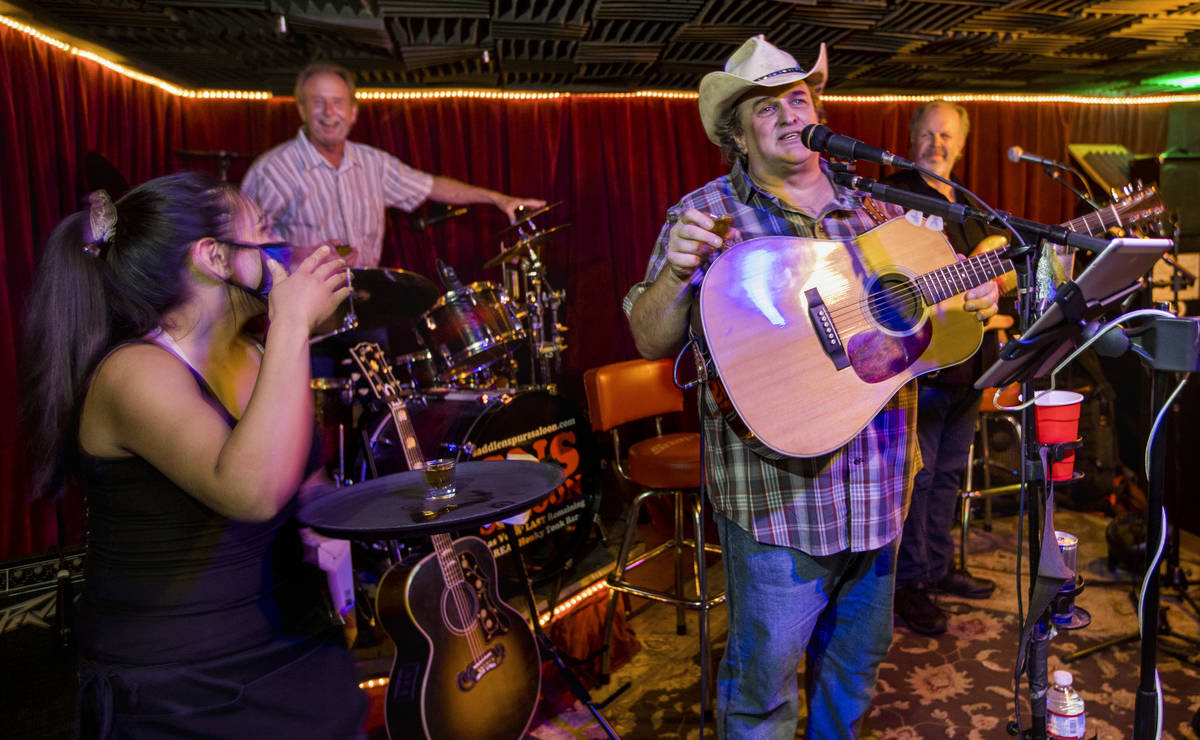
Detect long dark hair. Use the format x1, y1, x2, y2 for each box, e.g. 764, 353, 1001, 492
21, 172, 240, 499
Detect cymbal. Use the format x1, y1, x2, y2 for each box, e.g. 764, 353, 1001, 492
296, 460, 566, 538
494, 201, 563, 238
483, 223, 571, 269
173, 149, 256, 159
348, 268, 441, 329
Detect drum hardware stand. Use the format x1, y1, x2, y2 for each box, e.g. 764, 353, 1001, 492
503, 242, 568, 390
502, 526, 620, 740
495, 216, 570, 391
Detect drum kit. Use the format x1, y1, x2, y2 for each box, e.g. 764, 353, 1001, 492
306, 203, 599, 585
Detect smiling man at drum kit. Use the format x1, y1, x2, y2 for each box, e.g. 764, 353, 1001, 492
625, 36, 999, 738
242, 61, 546, 270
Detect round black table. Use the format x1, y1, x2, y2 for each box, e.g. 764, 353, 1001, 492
297, 460, 564, 540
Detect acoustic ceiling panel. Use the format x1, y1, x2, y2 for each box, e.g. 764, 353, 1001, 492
5, 0, 1200, 94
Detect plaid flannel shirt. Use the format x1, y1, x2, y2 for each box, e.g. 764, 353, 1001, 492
623, 161, 921, 556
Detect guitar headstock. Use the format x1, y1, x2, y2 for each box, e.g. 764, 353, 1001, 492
349, 342, 403, 407
1111, 185, 1165, 235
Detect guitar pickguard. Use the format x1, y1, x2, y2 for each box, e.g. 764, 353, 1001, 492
846, 321, 933, 383
458, 549, 510, 642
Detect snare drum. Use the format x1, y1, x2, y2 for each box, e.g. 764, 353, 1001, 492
417, 282, 525, 383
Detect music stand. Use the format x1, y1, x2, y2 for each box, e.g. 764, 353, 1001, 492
976, 237, 1176, 740
977, 238, 1173, 389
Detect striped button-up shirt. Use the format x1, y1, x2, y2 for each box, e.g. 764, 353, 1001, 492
241, 128, 434, 268
623, 161, 921, 556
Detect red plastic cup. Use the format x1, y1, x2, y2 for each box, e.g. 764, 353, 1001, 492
1034, 390, 1084, 481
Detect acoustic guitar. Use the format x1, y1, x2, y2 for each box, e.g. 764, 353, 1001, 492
349, 342, 541, 740
698, 188, 1163, 459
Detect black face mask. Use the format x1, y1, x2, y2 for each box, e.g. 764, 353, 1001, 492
222, 241, 293, 301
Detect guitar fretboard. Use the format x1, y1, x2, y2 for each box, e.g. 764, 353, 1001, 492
914, 250, 1013, 305
912, 187, 1162, 306
1063, 200, 1131, 235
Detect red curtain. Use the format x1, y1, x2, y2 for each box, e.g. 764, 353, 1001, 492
0, 23, 1170, 559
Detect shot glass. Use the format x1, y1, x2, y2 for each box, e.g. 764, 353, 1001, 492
422, 458, 457, 499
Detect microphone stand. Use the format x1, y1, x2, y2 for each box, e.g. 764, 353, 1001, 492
830, 170, 1101, 739
829, 173, 1111, 258
1043, 166, 1102, 212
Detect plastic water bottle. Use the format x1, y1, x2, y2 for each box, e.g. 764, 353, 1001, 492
1047, 669, 1086, 739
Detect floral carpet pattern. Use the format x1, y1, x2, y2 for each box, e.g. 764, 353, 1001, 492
531, 508, 1200, 739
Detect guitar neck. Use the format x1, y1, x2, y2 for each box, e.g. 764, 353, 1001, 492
349, 341, 426, 471
430, 532, 465, 589
387, 401, 426, 471
1062, 202, 1124, 236
913, 187, 1163, 306
913, 250, 1012, 305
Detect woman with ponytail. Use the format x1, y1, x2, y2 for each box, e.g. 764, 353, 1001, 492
21, 172, 366, 738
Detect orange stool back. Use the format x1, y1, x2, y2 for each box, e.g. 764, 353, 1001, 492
583, 358, 722, 715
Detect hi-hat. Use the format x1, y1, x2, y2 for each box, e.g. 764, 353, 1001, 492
483, 223, 571, 269
494, 201, 563, 238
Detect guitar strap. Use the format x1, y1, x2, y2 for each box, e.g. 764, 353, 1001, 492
859, 196, 892, 227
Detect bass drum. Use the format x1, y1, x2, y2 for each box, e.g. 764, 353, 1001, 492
366, 390, 601, 585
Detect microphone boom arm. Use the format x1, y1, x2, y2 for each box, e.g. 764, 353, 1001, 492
831, 172, 1111, 255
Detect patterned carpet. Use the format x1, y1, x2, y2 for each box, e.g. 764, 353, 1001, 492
530, 507, 1200, 739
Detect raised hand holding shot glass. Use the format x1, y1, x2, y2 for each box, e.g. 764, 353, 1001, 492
327, 239, 358, 334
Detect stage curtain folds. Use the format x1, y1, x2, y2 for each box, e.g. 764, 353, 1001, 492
0, 23, 1169, 559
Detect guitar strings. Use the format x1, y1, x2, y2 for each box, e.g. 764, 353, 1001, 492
819, 251, 1009, 328
433, 533, 486, 659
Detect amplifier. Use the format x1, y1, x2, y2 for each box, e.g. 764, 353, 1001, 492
0, 548, 84, 607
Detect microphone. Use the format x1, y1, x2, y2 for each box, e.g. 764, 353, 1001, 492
1007, 146, 1069, 170
800, 124, 915, 169
412, 206, 469, 231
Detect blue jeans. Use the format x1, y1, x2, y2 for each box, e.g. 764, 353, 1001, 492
715, 513, 898, 739
897, 382, 982, 586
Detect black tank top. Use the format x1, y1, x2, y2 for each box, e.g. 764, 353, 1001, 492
78, 342, 330, 665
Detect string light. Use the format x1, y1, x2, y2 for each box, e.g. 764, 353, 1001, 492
1, 14, 269, 99
538, 578, 608, 628
357, 88, 565, 101
821, 92, 1200, 105
358, 676, 389, 690
6, 15, 1200, 106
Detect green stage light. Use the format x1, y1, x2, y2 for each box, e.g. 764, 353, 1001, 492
1145, 72, 1200, 89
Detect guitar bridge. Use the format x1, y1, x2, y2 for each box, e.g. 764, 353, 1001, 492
457, 643, 507, 691
805, 288, 850, 370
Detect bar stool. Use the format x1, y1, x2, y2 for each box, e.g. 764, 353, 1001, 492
583, 357, 724, 714
958, 382, 1023, 571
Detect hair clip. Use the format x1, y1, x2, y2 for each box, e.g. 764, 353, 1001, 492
84, 190, 117, 257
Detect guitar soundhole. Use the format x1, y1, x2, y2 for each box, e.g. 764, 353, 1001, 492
865, 271, 924, 334
441, 582, 481, 635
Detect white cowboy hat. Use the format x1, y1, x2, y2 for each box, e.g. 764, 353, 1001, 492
698, 35, 828, 145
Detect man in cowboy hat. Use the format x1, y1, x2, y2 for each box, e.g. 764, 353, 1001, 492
624, 36, 998, 737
